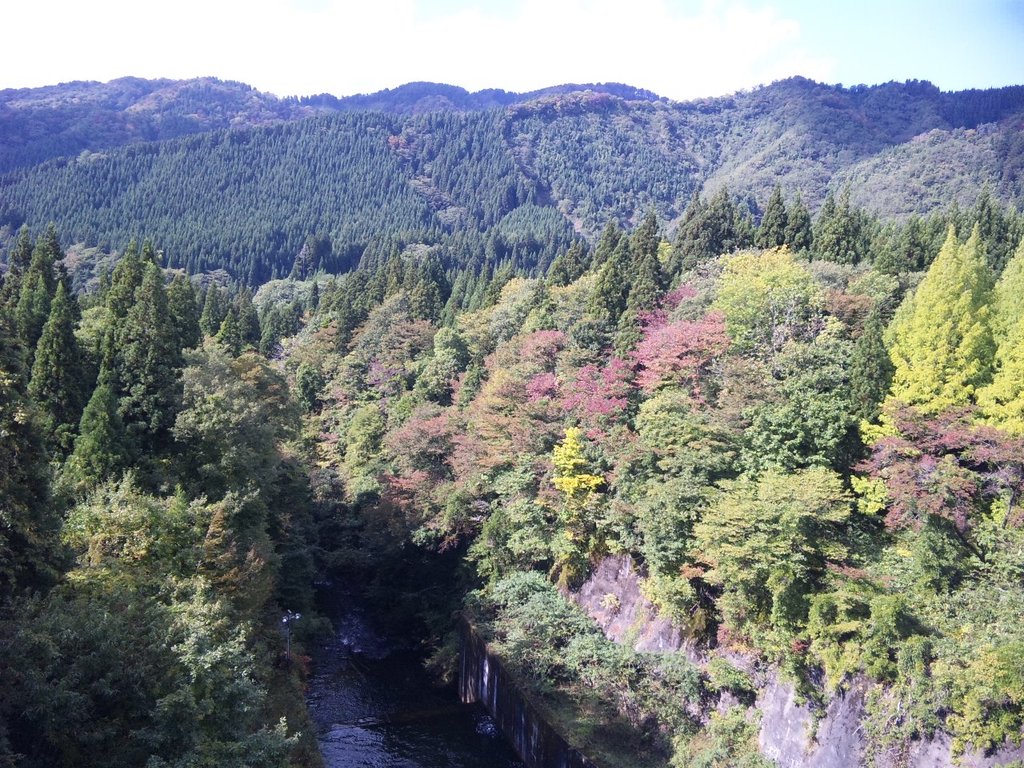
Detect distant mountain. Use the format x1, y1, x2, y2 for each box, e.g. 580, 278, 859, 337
296, 80, 665, 113
0, 77, 663, 174
0, 77, 314, 174
2, 76, 1023, 283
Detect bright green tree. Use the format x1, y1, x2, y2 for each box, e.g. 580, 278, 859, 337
631, 390, 737, 614
887, 226, 995, 412
742, 331, 855, 474
990, 237, 1024, 346
978, 238, 1024, 432
713, 248, 822, 355
551, 427, 605, 588
695, 467, 851, 642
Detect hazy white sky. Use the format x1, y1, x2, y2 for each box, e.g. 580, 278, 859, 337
4, 0, 1023, 100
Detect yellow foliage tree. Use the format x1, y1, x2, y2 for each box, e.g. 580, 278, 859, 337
978, 238, 1024, 433
550, 427, 605, 588
886, 226, 994, 413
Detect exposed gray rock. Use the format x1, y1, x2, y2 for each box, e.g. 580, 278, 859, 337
757, 673, 816, 766
574, 556, 1024, 768
572, 554, 699, 658
885, 731, 1024, 768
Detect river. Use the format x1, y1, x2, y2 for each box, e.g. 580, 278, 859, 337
306, 589, 524, 768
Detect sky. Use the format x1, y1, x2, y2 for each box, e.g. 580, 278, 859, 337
3, 0, 1023, 101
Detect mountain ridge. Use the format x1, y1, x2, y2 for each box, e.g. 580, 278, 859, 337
0, 76, 668, 174
7, 74, 1024, 176
3, 75, 1024, 283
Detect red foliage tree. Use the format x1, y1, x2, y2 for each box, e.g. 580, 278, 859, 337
560, 357, 632, 438
860, 403, 1024, 532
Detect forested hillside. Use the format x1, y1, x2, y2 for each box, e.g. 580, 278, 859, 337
4, 71, 1024, 768
3, 77, 1024, 287
3, 182, 1024, 764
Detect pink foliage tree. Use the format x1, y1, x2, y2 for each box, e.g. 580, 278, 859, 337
632, 311, 730, 400
561, 358, 633, 438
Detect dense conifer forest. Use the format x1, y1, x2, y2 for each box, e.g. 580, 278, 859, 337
3, 76, 1024, 283
3, 77, 1024, 767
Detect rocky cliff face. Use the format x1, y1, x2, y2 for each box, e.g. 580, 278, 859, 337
570, 554, 698, 658
756, 673, 1024, 768
573, 555, 1024, 768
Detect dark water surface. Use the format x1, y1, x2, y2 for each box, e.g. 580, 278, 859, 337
307, 591, 524, 768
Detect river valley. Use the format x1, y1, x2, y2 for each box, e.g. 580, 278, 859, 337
307, 589, 524, 768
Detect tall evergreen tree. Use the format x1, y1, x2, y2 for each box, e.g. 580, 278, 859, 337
670, 187, 751, 273
668, 191, 705, 269
971, 186, 1013, 272
0, 225, 33, 315
784, 193, 813, 252
849, 307, 895, 423
625, 248, 666, 314
64, 372, 131, 493
0, 308, 60, 598
167, 273, 201, 351
199, 283, 226, 337
631, 210, 661, 261
591, 220, 624, 268
409, 276, 444, 322
140, 239, 160, 266
887, 226, 995, 412
235, 288, 261, 349
36, 223, 67, 285
14, 270, 51, 369
14, 232, 61, 364
28, 282, 87, 454
813, 188, 869, 264
589, 239, 632, 329
105, 240, 145, 320
216, 307, 244, 357
112, 263, 182, 455
615, 244, 666, 355
546, 240, 590, 286
756, 185, 788, 249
